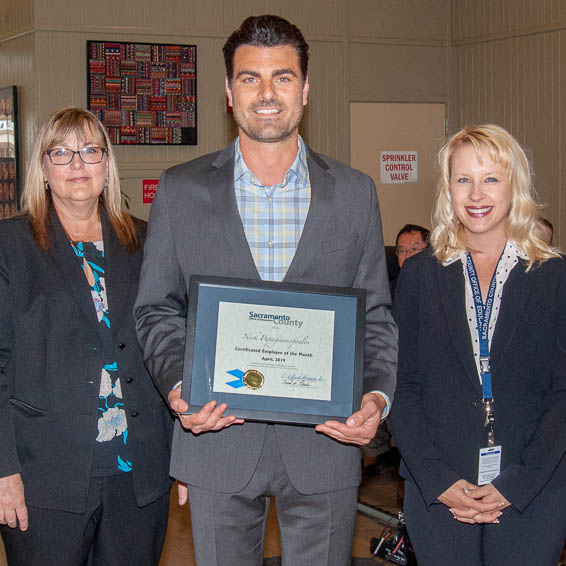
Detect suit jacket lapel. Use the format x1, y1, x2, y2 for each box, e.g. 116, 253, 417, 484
100, 213, 132, 335
208, 143, 260, 279
489, 262, 534, 378
48, 208, 101, 335
436, 260, 482, 393
284, 148, 334, 281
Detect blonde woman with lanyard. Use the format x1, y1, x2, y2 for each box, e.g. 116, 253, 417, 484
390, 124, 566, 566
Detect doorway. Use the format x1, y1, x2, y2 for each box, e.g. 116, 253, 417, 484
350, 102, 446, 245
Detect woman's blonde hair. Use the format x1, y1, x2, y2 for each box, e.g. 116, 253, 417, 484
431, 124, 558, 269
22, 107, 138, 252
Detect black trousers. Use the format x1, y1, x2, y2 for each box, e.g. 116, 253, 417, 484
1, 473, 170, 566
403, 479, 566, 566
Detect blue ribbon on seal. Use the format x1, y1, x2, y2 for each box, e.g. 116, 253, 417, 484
225, 369, 245, 388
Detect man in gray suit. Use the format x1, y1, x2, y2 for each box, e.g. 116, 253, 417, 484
135, 14, 397, 566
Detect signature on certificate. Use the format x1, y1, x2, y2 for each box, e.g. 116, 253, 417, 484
281, 373, 324, 387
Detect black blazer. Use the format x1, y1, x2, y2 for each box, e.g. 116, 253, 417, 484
0, 210, 172, 513
389, 249, 566, 513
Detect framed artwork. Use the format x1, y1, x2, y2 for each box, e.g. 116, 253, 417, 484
0, 86, 20, 220
87, 41, 197, 145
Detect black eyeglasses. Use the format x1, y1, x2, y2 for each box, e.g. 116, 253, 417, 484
396, 245, 427, 257
45, 146, 107, 165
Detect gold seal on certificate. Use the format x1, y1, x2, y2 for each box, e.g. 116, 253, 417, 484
243, 369, 265, 390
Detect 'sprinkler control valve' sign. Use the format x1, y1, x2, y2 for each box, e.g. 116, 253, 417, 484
380, 151, 418, 184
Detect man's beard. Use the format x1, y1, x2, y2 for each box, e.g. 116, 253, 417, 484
234, 101, 303, 144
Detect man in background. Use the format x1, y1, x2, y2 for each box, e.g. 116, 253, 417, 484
387, 224, 430, 299
369, 223, 430, 476
539, 217, 554, 245
395, 223, 430, 269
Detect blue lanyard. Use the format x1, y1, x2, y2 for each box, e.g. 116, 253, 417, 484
465, 252, 499, 444
465, 252, 498, 398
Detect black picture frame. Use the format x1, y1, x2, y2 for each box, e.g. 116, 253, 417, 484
182, 275, 366, 425
0, 86, 20, 219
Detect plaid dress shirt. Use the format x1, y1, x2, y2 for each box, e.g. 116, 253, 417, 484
234, 136, 311, 282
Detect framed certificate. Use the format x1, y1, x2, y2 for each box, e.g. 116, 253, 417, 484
182, 275, 366, 425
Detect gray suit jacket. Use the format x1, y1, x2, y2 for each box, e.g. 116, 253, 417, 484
135, 142, 397, 495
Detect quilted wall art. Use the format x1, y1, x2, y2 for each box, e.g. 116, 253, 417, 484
87, 40, 197, 145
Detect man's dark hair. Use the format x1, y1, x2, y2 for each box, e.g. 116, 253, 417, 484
223, 15, 309, 85
395, 224, 430, 248
540, 217, 553, 233
539, 217, 554, 244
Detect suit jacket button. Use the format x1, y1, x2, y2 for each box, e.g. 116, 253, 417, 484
131, 411, 139, 417
118, 343, 126, 350
126, 377, 134, 383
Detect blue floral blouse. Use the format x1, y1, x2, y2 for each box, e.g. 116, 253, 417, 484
72, 240, 132, 475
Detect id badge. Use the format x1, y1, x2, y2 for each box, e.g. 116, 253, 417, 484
477, 445, 502, 485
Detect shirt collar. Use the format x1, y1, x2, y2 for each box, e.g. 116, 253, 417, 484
442, 240, 529, 266
234, 135, 309, 188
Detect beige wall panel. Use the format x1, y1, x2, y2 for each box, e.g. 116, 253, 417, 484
349, 0, 449, 42
223, 0, 307, 35
33, 0, 342, 38
0, 0, 33, 39
221, 0, 343, 37
0, 35, 36, 170
452, 0, 562, 41
306, 0, 343, 37
560, 30, 566, 247
35, 0, 226, 34
449, 29, 563, 248
349, 43, 447, 101
301, 41, 346, 162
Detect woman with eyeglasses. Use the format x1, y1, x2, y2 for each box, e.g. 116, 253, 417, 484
389, 124, 566, 565
0, 108, 172, 565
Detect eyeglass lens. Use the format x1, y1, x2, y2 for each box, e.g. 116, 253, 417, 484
397, 246, 425, 256
47, 147, 105, 165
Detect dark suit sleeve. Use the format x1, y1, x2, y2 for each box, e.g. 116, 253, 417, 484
389, 258, 460, 506
0, 234, 21, 477
353, 176, 398, 401
492, 269, 566, 511
134, 171, 188, 399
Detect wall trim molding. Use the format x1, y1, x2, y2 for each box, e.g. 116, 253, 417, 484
350, 36, 447, 48
20, 23, 348, 43
118, 163, 183, 175
3, 23, 448, 48
0, 28, 33, 43
452, 22, 565, 47
349, 96, 448, 104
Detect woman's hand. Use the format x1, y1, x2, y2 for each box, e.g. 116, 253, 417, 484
438, 479, 504, 524
0, 473, 28, 531
463, 483, 510, 523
